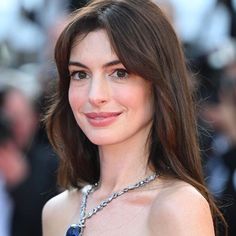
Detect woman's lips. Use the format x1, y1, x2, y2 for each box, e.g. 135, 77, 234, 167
84, 112, 122, 127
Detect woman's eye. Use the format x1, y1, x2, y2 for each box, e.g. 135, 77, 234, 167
110, 69, 129, 79
70, 71, 89, 80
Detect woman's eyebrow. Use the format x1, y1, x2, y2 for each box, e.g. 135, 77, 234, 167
102, 60, 122, 68
68, 61, 88, 69
68, 60, 122, 69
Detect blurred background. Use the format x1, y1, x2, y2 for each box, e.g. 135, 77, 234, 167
0, 0, 235, 235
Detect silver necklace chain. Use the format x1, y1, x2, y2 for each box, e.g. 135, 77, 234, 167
77, 172, 158, 235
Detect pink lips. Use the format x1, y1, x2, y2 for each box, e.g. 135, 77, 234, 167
84, 112, 122, 127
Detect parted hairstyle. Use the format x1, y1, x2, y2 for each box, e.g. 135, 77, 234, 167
45, 0, 227, 234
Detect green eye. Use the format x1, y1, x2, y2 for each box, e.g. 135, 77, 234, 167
77, 71, 87, 79
116, 69, 127, 78
70, 71, 89, 80
110, 69, 129, 79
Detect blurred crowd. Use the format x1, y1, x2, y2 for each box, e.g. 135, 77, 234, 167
0, 0, 236, 235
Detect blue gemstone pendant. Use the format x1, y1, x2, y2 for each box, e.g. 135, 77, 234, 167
66, 224, 81, 236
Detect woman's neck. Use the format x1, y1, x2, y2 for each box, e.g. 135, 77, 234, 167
97, 136, 154, 196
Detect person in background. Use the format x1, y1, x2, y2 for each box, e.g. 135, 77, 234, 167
0, 86, 59, 236
202, 61, 236, 236
0, 112, 27, 236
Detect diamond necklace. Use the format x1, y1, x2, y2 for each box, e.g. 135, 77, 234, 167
65, 172, 158, 236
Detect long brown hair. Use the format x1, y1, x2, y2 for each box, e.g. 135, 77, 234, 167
45, 0, 227, 234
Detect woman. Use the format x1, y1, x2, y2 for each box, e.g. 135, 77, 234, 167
43, 0, 226, 235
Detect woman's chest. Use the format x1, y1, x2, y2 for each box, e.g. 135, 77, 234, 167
81, 194, 154, 236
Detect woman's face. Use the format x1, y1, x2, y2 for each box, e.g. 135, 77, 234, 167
68, 29, 153, 146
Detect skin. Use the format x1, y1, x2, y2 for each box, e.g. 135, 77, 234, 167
0, 140, 27, 187
42, 30, 215, 235
3, 90, 37, 149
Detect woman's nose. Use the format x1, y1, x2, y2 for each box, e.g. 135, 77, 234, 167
88, 76, 110, 106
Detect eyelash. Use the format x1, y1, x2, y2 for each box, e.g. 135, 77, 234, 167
70, 70, 90, 80
69, 68, 129, 80
109, 69, 129, 79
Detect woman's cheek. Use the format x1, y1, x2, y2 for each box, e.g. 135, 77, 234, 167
69, 84, 85, 110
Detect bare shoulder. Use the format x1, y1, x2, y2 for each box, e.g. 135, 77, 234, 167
42, 188, 82, 236
42, 189, 79, 217
148, 179, 215, 236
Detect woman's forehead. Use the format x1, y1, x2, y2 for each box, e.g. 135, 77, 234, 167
69, 30, 119, 66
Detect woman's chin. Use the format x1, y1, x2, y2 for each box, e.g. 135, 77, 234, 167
87, 135, 117, 146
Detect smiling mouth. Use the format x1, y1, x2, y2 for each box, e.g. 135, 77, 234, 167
84, 112, 122, 127
85, 112, 122, 118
